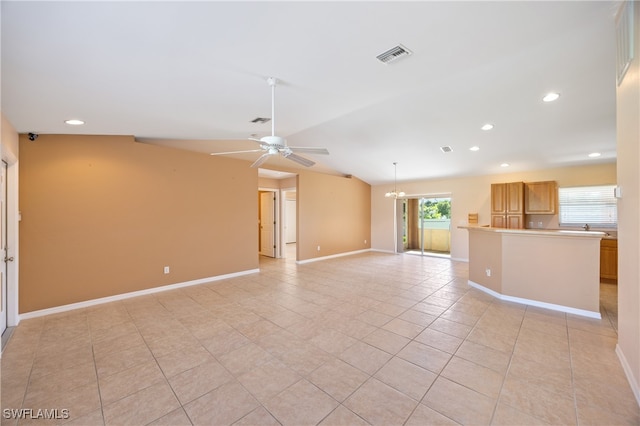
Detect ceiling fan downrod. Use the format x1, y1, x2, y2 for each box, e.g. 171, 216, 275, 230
267, 77, 277, 138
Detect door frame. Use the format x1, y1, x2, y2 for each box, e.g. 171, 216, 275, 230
258, 188, 280, 258
280, 187, 296, 259
397, 192, 453, 256
1, 151, 18, 332
1, 160, 7, 335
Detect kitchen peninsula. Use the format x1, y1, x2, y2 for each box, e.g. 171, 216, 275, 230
460, 225, 605, 318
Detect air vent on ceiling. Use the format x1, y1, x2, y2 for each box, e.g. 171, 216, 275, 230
251, 117, 271, 124
440, 146, 453, 153
376, 44, 412, 64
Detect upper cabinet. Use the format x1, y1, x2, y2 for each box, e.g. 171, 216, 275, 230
506, 181, 524, 214
491, 183, 507, 214
525, 181, 557, 214
491, 182, 524, 228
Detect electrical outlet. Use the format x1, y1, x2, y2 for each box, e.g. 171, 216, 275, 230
538, 221, 543, 228
485, 268, 491, 277
317, 246, 321, 251
163, 266, 170, 274
364, 240, 367, 245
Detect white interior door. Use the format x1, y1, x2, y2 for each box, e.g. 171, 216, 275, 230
260, 192, 276, 257
285, 199, 296, 243
1, 161, 8, 336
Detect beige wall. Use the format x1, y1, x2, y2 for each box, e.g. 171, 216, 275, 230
18, 135, 371, 311
467, 227, 601, 314
19, 134, 259, 313
298, 173, 371, 260
2, 114, 19, 161
616, 0, 640, 404
259, 171, 370, 261
371, 163, 616, 260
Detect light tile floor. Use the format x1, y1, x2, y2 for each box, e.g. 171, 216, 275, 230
1, 251, 638, 425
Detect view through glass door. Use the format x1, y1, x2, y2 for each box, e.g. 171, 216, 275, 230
402, 195, 452, 257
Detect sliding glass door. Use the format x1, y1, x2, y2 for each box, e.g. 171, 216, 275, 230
401, 195, 452, 257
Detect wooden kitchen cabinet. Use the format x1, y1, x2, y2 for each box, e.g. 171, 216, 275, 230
491, 183, 507, 214
600, 238, 618, 282
525, 181, 557, 214
491, 214, 505, 228
491, 182, 524, 228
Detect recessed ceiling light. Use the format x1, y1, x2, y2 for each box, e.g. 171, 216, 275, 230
542, 92, 560, 102
469, 146, 480, 151
500, 163, 510, 167
64, 119, 85, 125
481, 124, 494, 131
588, 152, 601, 158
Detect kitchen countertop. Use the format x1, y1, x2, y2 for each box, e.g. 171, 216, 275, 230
459, 225, 607, 239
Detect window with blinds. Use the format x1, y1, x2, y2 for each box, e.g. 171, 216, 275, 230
558, 185, 617, 227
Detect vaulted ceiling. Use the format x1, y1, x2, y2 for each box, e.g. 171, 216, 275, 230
1, 1, 619, 185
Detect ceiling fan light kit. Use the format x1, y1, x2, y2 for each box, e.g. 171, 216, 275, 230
211, 77, 329, 168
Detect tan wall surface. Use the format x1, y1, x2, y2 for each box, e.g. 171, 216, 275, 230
502, 233, 600, 313
616, 0, 640, 403
258, 177, 279, 188
468, 230, 502, 293
372, 163, 616, 260
466, 227, 601, 314
297, 173, 370, 260
19, 134, 259, 313
2, 114, 19, 161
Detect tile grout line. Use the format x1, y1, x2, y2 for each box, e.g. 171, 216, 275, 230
485, 301, 527, 425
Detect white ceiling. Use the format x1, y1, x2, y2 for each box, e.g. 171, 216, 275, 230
1, 1, 620, 185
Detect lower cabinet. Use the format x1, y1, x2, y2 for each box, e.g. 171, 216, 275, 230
600, 239, 618, 282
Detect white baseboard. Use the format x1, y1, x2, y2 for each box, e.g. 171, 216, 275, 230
468, 280, 601, 319
19, 268, 260, 321
616, 344, 640, 407
296, 249, 372, 264
369, 248, 397, 254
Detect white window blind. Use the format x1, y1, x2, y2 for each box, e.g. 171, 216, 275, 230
558, 185, 617, 227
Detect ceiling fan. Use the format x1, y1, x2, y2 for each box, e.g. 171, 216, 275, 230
211, 77, 329, 168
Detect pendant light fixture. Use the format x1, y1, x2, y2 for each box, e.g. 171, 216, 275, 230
385, 162, 405, 198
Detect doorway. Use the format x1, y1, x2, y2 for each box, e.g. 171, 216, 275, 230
1, 160, 7, 336
401, 195, 452, 257
259, 190, 277, 258
282, 189, 297, 261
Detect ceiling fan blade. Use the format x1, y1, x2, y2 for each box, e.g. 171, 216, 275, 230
288, 147, 329, 155
284, 152, 315, 167
251, 153, 271, 168
210, 149, 264, 156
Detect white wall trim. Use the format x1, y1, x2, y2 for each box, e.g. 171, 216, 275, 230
468, 280, 601, 319
296, 249, 372, 264
616, 344, 640, 407
19, 268, 260, 321
369, 248, 397, 255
